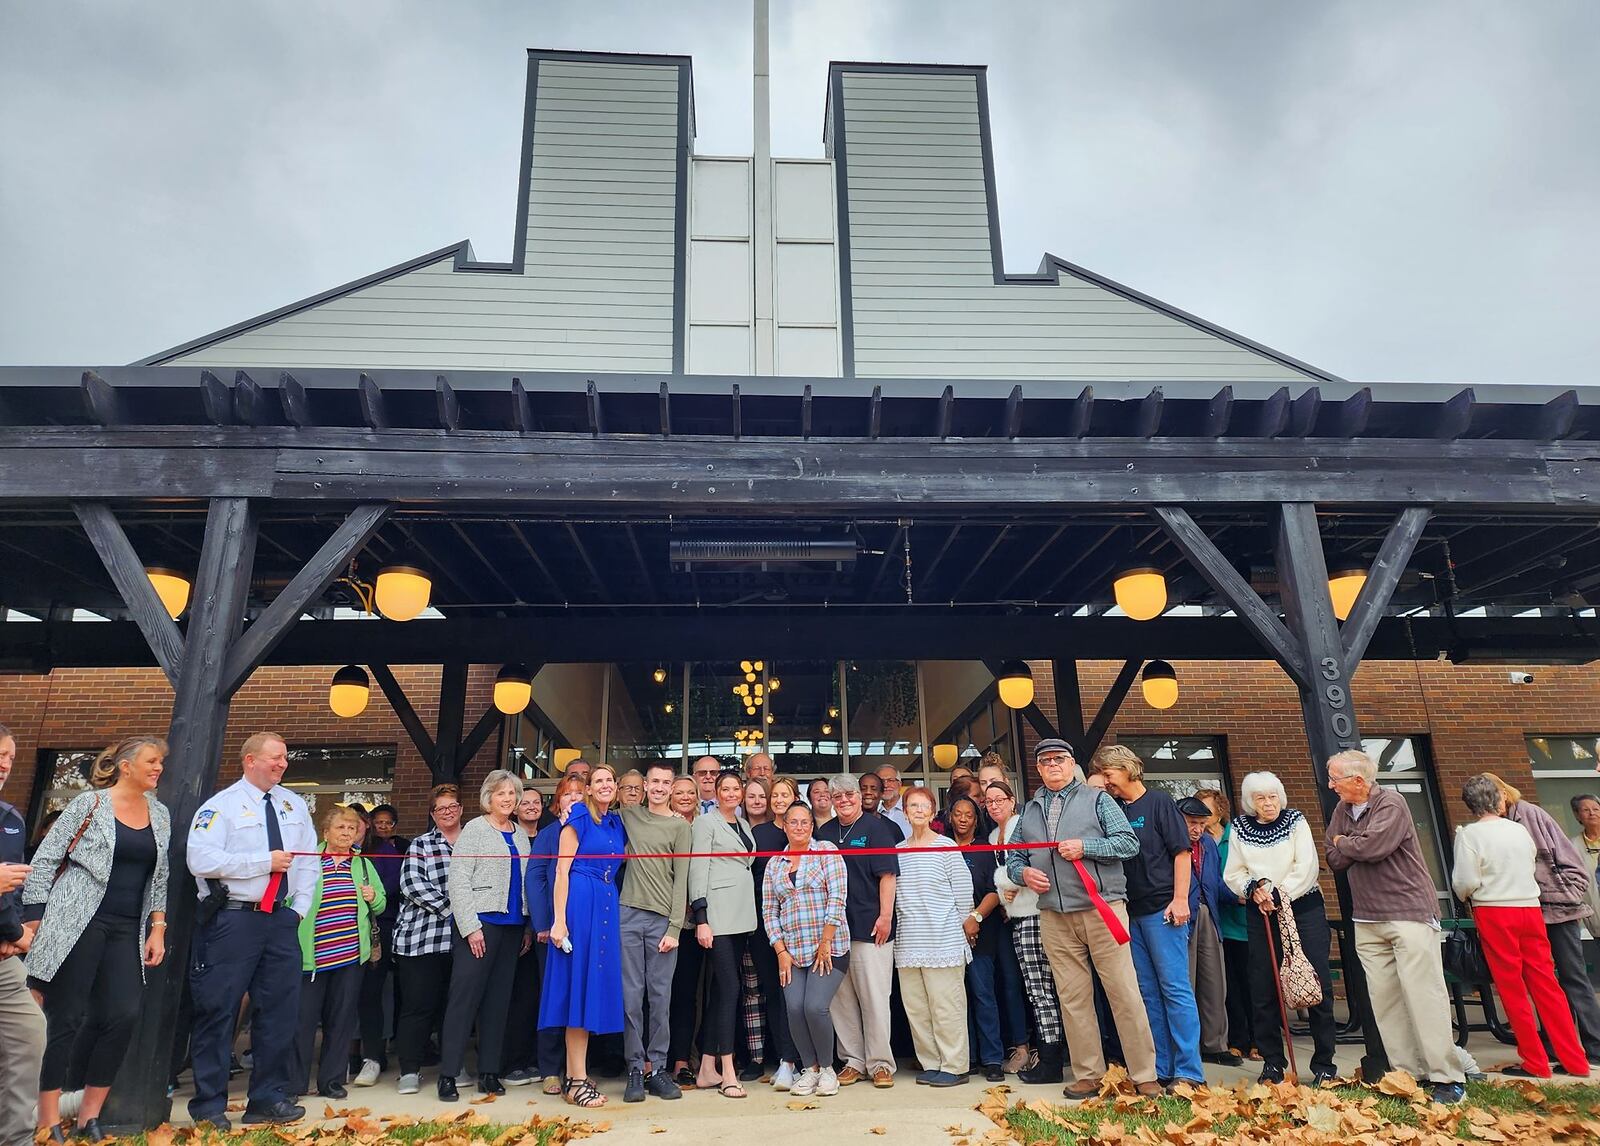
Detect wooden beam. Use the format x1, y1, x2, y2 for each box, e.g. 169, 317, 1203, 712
586, 380, 604, 437
1341, 506, 1431, 668
1071, 386, 1094, 438
449, 521, 523, 605
1540, 390, 1579, 441
233, 371, 270, 426
70, 502, 185, 684
1134, 387, 1164, 438
199, 371, 233, 426
1257, 386, 1290, 438
370, 663, 436, 761
658, 381, 672, 437
1289, 387, 1322, 436
460, 702, 508, 767
949, 524, 1010, 601
279, 372, 312, 427
1205, 387, 1233, 437
800, 385, 813, 440
866, 525, 906, 602
868, 386, 882, 440
1337, 387, 1372, 438
1082, 658, 1142, 761
511, 378, 534, 432
1437, 387, 1476, 440
435, 375, 460, 431
81, 370, 124, 426
920, 524, 964, 588
1154, 506, 1309, 686
1003, 385, 1023, 439
358, 373, 388, 431
219, 503, 391, 696
936, 385, 955, 440
565, 522, 610, 603
1052, 658, 1086, 753
507, 521, 566, 601
731, 384, 742, 440
994, 523, 1066, 598
435, 661, 469, 780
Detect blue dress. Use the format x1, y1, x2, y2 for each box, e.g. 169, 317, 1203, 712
538, 810, 625, 1033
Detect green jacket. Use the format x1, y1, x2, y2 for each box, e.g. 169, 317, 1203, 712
297, 844, 387, 972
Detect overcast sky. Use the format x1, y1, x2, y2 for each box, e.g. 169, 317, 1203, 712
2, 1, 1595, 383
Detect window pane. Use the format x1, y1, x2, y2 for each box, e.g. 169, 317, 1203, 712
1364, 736, 1450, 911
1527, 734, 1600, 837
1116, 736, 1226, 801
281, 745, 397, 817
844, 660, 923, 777
508, 664, 606, 779
922, 661, 1020, 786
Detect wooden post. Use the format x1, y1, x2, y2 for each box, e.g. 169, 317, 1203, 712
1052, 659, 1086, 752
103, 498, 258, 1131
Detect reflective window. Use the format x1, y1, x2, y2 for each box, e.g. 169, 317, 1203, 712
280, 744, 397, 815
1527, 735, 1600, 838
1115, 736, 1227, 802
1363, 736, 1450, 912
26, 748, 98, 843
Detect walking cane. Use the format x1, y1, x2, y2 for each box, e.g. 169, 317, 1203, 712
1257, 887, 1300, 1085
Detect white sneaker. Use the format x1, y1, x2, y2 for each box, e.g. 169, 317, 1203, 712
397, 1072, 421, 1095
771, 1061, 795, 1091
816, 1067, 839, 1096
352, 1059, 381, 1087
790, 1067, 820, 1097
59, 1090, 83, 1120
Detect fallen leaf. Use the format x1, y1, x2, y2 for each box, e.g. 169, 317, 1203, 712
146, 1129, 175, 1146
1377, 1070, 1422, 1098
787, 1099, 820, 1111
471, 1093, 498, 1104
1305, 1103, 1340, 1134
869, 1129, 887, 1136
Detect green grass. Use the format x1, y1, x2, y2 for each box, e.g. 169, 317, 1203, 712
1000, 1079, 1600, 1144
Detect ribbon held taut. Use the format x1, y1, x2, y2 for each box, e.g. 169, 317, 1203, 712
1071, 857, 1130, 945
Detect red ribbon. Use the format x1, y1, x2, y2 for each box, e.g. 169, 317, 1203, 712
283, 839, 1037, 862
1071, 858, 1130, 945
258, 871, 283, 913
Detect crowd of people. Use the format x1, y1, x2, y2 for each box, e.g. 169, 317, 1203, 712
3, 721, 1600, 1140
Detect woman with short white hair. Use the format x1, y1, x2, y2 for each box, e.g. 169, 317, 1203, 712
437, 769, 530, 1101
1221, 770, 1337, 1085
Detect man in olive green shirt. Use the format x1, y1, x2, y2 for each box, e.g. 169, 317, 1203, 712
619, 760, 692, 1102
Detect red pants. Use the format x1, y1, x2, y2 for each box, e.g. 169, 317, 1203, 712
1474, 905, 1588, 1076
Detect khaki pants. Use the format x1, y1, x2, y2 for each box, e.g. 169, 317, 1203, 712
0, 957, 45, 1146
830, 939, 896, 1075
1354, 920, 1463, 1085
899, 964, 969, 1075
1040, 904, 1157, 1084
1187, 904, 1230, 1054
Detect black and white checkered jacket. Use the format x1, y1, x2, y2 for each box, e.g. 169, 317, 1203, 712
392, 827, 456, 957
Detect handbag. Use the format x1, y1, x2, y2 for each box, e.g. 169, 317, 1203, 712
54, 794, 101, 883
1443, 926, 1490, 984
1273, 896, 1325, 1010
355, 857, 382, 963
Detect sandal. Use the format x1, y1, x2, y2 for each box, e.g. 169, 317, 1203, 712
717, 1081, 748, 1099
564, 1076, 607, 1107
674, 1066, 696, 1089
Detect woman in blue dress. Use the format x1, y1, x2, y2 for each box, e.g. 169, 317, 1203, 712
544, 762, 625, 1108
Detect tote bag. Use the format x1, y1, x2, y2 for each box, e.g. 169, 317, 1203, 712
1275, 901, 1324, 1010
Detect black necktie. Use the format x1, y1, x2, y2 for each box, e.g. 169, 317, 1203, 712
263, 792, 287, 905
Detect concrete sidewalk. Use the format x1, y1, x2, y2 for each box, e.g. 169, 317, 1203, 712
170, 1028, 1592, 1144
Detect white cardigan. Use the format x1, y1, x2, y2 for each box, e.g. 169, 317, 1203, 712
1222, 811, 1321, 903
990, 817, 1040, 919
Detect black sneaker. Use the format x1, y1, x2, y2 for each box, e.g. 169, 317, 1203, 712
1202, 1051, 1243, 1067
738, 1062, 764, 1082
625, 1068, 646, 1103
983, 1063, 1005, 1083
1431, 1082, 1466, 1105
241, 1100, 306, 1126
504, 1068, 538, 1086
192, 1115, 232, 1133
1312, 1069, 1339, 1087
477, 1073, 505, 1095
1258, 1066, 1285, 1084
317, 1082, 348, 1099
437, 1075, 459, 1101
645, 1069, 683, 1100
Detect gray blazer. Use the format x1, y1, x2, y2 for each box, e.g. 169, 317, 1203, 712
689, 812, 756, 935
447, 815, 530, 939
22, 790, 171, 983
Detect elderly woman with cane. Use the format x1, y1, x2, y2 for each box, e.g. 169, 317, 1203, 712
1221, 771, 1338, 1085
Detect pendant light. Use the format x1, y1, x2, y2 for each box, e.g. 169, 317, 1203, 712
145, 567, 191, 619
552, 748, 581, 774
652, 666, 668, 685
374, 563, 432, 621
996, 660, 1034, 709
493, 663, 533, 715
329, 665, 370, 718
1113, 564, 1167, 621
932, 743, 959, 770
1327, 560, 1367, 622
1141, 660, 1178, 710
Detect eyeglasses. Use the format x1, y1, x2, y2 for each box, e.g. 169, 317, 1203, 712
1037, 755, 1072, 767
433, 803, 462, 814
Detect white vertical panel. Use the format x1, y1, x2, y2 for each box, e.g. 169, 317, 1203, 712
689, 324, 753, 374
776, 327, 840, 376
775, 244, 838, 325
689, 240, 752, 324
691, 159, 752, 240
774, 162, 836, 240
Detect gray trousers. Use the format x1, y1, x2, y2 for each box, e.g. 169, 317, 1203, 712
784, 956, 848, 1069
1186, 904, 1229, 1054
621, 906, 679, 1072
1548, 919, 1600, 1060
0, 957, 45, 1146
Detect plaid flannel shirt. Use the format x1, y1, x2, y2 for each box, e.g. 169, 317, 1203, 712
760, 841, 850, 966
392, 827, 456, 958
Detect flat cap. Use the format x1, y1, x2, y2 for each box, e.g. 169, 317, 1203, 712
1033, 738, 1074, 760
1176, 796, 1212, 818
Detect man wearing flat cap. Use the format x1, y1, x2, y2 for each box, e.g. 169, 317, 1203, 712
1006, 738, 1159, 1100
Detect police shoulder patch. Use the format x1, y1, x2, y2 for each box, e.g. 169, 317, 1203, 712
194, 809, 218, 832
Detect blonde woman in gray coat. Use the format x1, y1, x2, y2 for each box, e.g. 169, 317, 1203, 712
688, 769, 757, 1096
22, 736, 171, 1142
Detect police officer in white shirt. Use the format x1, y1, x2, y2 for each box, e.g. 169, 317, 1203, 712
186, 732, 317, 1130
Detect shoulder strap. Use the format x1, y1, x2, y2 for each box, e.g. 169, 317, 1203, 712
65, 794, 101, 856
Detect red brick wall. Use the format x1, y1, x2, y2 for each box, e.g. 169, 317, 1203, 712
0, 663, 503, 836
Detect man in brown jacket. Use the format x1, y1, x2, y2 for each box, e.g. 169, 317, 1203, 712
1325, 749, 1465, 1105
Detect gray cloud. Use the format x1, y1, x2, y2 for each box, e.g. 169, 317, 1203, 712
1, 0, 1594, 382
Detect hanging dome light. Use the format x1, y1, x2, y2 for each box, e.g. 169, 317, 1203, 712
1113, 564, 1167, 621
552, 748, 581, 774
329, 665, 370, 719
374, 563, 432, 621
753, 660, 765, 672
1327, 561, 1367, 622
769, 677, 781, 692
1141, 660, 1179, 710
766, 713, 776, 725
652, 666, 668, 685
145, 567, 191, 620
932, 743, 959, 770
828, 705, 840, 719
493, 663, 533, 715
740, 660, 754, 674
996, 660, 1034, 709
664, 701, 675, 714
821, 722, 833, 736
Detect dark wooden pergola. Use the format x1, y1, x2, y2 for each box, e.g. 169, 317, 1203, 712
4, 364, 1600, 1128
